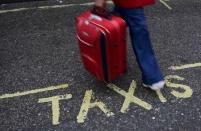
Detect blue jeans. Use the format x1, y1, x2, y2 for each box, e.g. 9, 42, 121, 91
113, 6, 164, 85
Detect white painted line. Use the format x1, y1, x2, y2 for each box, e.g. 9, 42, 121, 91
0, 1, 113, 14
159, 0, 172, 10
0, 0, 172, 14
169, 63, 201, 70
0, 7, 35, 14
0, 84, 69, 100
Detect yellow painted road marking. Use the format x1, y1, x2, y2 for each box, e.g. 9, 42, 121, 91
156, 90, 167, 103
107, 80, 152, 113
159, 0, 172, 10
0, 1, 113, 14
0, 84, 69, 100
165, 75, 193, 98
169, 63, 201, 70
77, 90, 114, 123
38, 94, 72, 125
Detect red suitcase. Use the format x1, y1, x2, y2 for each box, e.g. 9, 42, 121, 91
76, 11, 127, 82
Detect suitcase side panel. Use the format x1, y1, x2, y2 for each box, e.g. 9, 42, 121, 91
76, 11, 127, 81
76, 16, 106, 80
108, 17, 127, 80
91, 16, 127, 81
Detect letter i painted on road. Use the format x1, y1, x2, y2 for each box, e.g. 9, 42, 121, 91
156, 90, 167, 103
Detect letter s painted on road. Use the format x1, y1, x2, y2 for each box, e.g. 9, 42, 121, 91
165, 75, 193, 98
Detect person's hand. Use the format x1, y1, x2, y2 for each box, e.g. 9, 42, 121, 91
91, 6, 111, 19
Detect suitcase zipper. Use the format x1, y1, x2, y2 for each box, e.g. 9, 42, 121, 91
100, 33, 109, 82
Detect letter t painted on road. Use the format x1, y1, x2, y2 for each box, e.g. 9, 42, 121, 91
38, 94, 72, 125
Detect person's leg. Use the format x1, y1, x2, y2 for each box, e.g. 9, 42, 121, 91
114, 6, 164, 88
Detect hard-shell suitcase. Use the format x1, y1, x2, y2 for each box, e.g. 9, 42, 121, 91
76, 11, 127, 82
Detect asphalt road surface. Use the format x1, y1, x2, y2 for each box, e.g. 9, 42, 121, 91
0, 0, 201, 130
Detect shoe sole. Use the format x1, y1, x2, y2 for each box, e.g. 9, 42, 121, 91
142, 83, 163, 91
